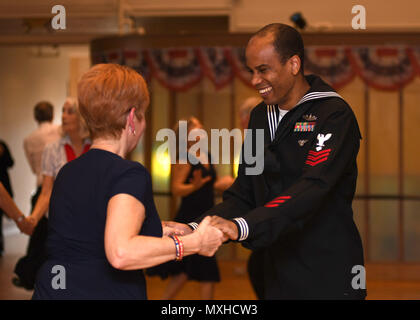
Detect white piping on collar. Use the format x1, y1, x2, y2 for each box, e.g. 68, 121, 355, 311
267, 105, 276, 141
296, 91, 343, 107
266, 91, 342, 142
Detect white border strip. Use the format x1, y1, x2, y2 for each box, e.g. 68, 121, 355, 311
188, 222, 199, 230
233, 217, 249, 241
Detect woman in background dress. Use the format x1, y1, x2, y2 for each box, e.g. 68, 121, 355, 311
148, 117, 233, 299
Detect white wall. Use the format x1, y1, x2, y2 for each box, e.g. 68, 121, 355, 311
0, 45, 89, 220
231, 0, 420, 32
126, 0, 420, 32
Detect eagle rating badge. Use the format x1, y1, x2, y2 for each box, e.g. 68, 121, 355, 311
316, 133, 332, 151
302, 114, 317, 121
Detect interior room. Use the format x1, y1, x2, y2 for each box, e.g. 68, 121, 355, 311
0, 0, 419, 300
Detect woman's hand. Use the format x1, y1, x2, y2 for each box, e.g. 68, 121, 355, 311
17, 216, 36, 236
162, 221, 191, 237
209, 216, 238, 242
29, 175, 54, 224
194, 216, 224, 257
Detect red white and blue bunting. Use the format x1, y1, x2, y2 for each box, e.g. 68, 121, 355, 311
145, 48, 202, 91
304, 46, 355, 90
349, 47, 416, 90
197, 47, 234, 89
408, 47, 420, 75
104, 50, 123, 65
122, 50, 151, 82
92, 46, 420, 92
224, 47, 253, 88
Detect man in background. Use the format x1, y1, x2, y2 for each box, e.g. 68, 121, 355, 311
23, 101, 61, 197
13, 101, 60, 289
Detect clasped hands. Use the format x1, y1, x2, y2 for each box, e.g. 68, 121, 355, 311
162, 216, 239, 257
16, 216, 37, 236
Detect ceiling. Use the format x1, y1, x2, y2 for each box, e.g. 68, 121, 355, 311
0, 0, 232, 45
1, 1, 419, 46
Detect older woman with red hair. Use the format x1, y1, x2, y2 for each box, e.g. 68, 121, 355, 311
32, 64, 223, 300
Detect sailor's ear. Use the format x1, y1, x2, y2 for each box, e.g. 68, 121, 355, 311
289, 55, 301, 76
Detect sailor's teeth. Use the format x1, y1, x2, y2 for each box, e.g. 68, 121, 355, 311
259, 87, 272, 94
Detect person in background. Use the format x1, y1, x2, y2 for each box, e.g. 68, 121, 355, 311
148, 117, 234, 300
0, 139, 14, 256
13, 97, 91, 290
32, 63, 223, 299
11, 101, 61, 270
23, 101, 61, 215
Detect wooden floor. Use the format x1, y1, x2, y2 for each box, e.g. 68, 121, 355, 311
1, 231, 420, 300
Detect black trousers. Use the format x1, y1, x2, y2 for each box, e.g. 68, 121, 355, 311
14, 187, 48, 289
247, 249, 265, 300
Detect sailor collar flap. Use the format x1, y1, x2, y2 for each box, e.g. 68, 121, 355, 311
268, 91, 344, 146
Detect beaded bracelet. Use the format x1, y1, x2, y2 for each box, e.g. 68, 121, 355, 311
176, 235, 184, 261
170, 235, 184, 261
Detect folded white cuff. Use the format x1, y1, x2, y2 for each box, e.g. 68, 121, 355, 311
233, 217, 249, 241
188, 222, 199, 230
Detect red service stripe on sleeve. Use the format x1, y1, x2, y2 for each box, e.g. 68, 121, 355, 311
265, 195, 291, 207
273, 195, 292, 200
306, 157, 329, 166
269, 199, 287, 204
307, 153, 331, 161
308, 148, 331, 156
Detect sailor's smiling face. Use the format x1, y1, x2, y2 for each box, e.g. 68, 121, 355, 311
246, 34, 296, 106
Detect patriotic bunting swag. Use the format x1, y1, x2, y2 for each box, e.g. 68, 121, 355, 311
349, 47, 417, 91
304, 47, 355, 90
123, 50, 151, 82
92, 46, 420, 92
145, 48, 202, 91
224, 47, 253, 88
408, 47, 420, 75
197, 47, 233, 90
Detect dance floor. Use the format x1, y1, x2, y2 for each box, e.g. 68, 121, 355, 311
1, 232, 420, 300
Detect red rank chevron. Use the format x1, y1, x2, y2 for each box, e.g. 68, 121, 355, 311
306, 149, 331, 166
264, 195, 291, 208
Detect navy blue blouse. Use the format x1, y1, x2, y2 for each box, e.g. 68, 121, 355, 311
33, 148, 162, 299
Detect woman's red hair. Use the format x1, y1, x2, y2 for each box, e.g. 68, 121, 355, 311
78, 63, 149, 139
